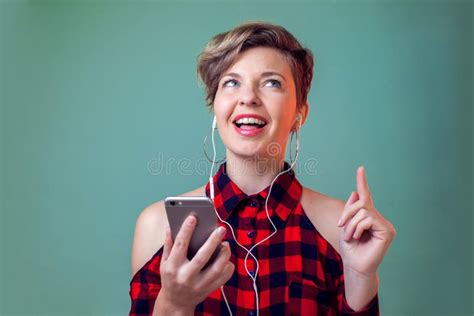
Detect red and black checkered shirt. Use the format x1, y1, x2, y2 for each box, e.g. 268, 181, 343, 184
130, 161, 380, 315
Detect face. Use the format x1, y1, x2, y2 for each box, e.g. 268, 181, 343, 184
213, 46, 306, 162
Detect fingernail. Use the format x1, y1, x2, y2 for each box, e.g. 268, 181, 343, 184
337, 219, 342, 226
187, 216, 196, 225
217, 226, 226, 236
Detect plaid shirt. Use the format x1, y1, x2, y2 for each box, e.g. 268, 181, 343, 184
129, 161, 380, 315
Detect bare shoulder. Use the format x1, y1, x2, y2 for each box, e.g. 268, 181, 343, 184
130, 185, 206, 277
300, 186, 345, 256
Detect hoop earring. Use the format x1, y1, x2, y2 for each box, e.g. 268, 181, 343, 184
289, 128, 299, 166
203, 127, 226, 164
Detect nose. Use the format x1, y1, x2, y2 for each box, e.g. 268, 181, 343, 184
238, 84, 261, 106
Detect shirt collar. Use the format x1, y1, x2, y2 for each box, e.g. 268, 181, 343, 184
205, 161, 303, 222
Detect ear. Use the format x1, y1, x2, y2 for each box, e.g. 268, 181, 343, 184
294, 102, 309, 130
300, 102, 309, 126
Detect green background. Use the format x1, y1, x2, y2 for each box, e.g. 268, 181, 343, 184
1, 0, 472, 315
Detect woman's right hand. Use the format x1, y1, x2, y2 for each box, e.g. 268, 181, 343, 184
155, 215, 235, 314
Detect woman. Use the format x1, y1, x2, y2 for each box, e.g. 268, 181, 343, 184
130, 21, 396, 315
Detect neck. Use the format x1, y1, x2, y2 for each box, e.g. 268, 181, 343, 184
224, 152, 286, 195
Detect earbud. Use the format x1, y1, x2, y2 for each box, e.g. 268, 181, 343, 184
212, 116, 217, 129
294, 114, 303, 130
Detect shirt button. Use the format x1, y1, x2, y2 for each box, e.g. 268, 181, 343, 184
249, 270, 255, 278
248, 312, 255, 316
249, 199, 257, 207
247, 230, 255, 238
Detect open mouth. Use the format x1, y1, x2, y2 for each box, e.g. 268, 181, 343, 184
233, 117, 268, 130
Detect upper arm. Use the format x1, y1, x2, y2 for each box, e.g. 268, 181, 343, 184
301, 187, 345, 256
131, 201, 168, 278
322, 199, 345, 255
130, 185, 206, 277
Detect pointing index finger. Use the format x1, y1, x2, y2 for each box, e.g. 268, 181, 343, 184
356, 166, 371, 199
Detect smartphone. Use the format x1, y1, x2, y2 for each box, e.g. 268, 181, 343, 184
164, 196, 222, 269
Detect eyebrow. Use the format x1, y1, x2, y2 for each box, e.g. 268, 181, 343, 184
221, 71, 287, 82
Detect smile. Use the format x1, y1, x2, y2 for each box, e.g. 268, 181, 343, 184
232, 114, 268, 137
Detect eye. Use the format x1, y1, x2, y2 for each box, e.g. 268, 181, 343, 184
266, 79, 282, 88
222, 79, 238, 87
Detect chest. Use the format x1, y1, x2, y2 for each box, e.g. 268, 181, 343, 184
195, 204, 343, 315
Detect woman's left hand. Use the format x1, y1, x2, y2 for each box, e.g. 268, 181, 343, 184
337, 166, 396, 277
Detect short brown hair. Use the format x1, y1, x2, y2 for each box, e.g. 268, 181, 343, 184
196, 21, 314, 110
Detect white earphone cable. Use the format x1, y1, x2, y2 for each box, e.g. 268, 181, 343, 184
209, 115, 301, 316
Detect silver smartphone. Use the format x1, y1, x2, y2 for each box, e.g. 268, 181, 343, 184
164, 196, 222, 269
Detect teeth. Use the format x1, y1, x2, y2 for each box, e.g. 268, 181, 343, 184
235, 117, 266, 125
